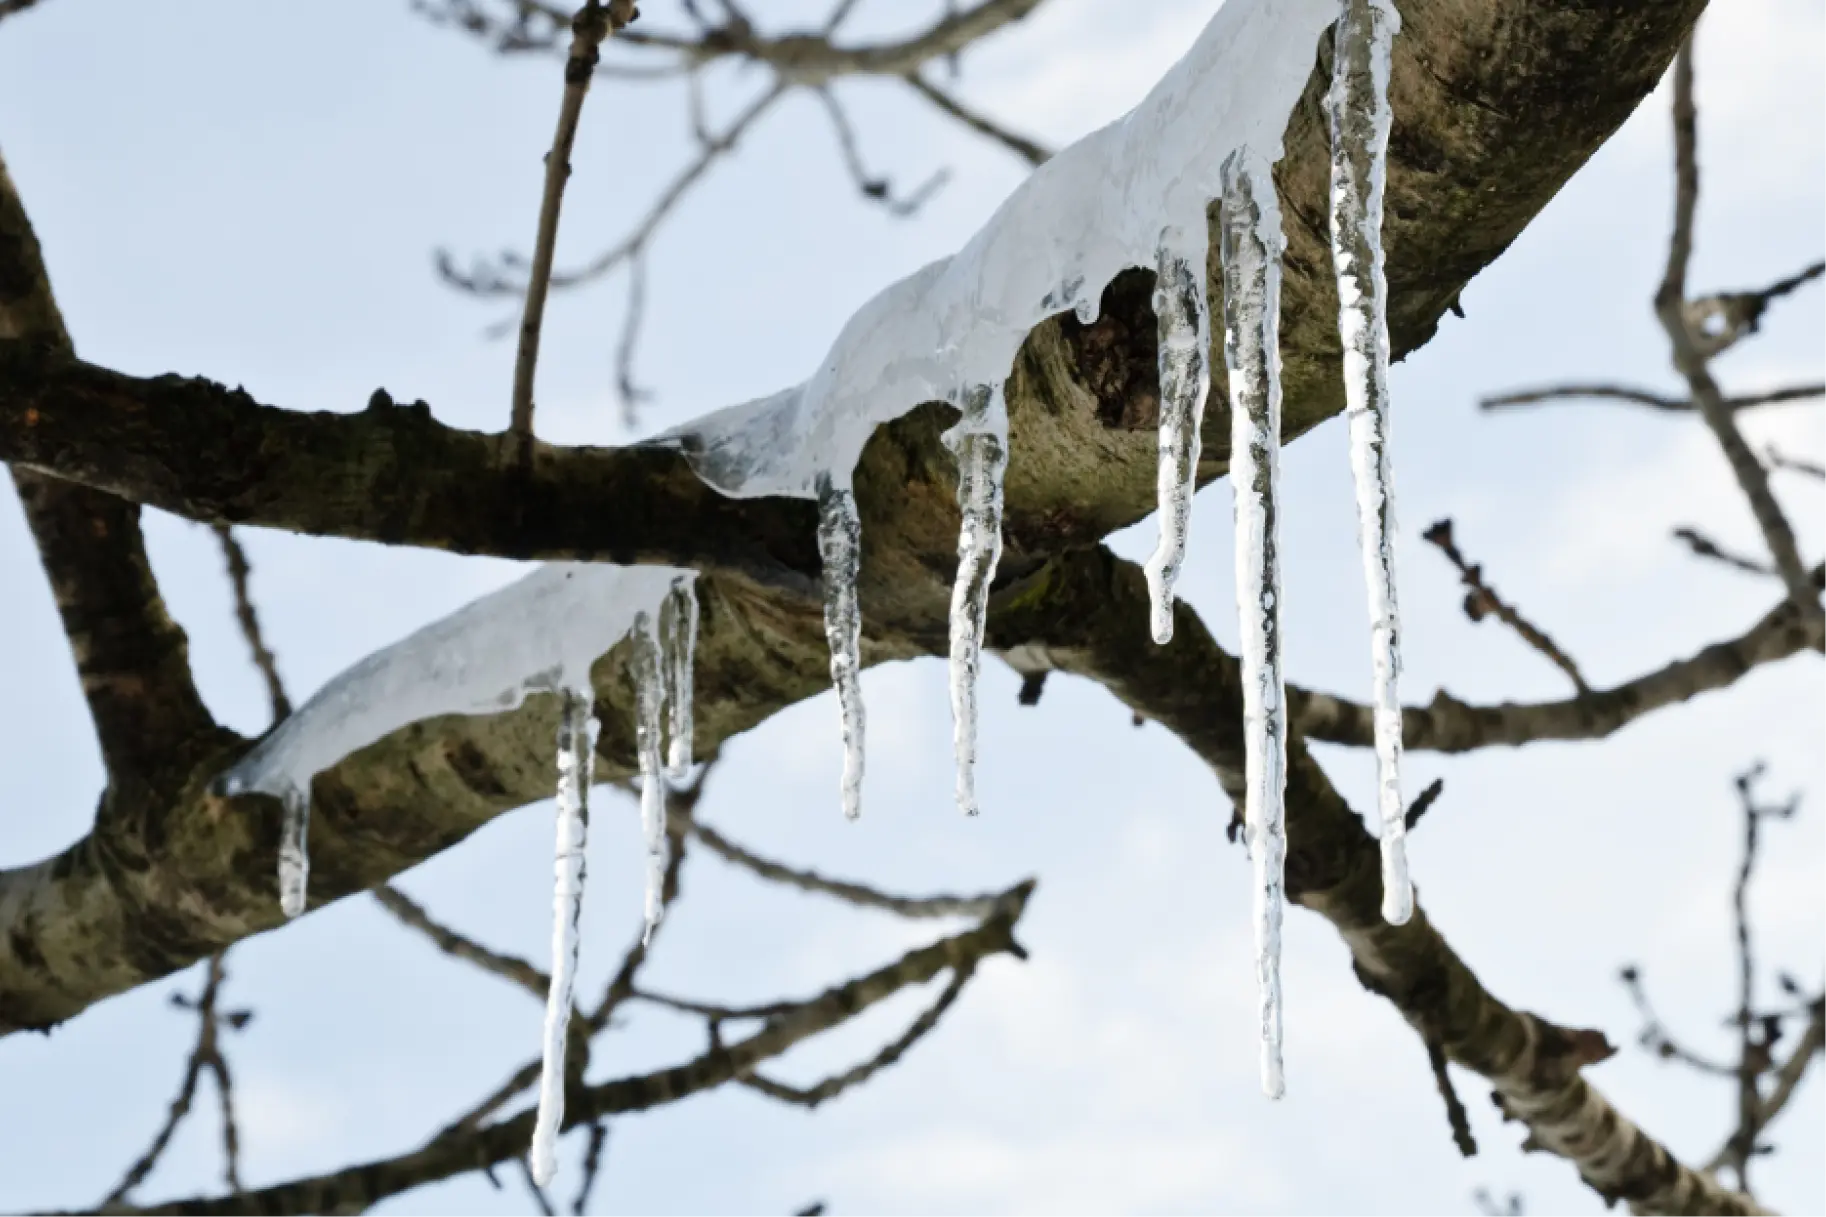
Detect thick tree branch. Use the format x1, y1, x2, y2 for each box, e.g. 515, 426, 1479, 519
985, 547, 1763, 1216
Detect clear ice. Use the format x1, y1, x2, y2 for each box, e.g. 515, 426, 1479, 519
631, 612, 669, 941
530, 689, 598, 1187
816, 476, 867, 820
943, 383, 1010, 817
660, 576, 699, 779
1143, 225, 1213, 645
1327, 0, 1410, 925
1221, 147, 1291, 1099
277, 786, 310, 919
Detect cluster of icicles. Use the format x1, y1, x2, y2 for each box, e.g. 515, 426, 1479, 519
216, 0, 1412, 1181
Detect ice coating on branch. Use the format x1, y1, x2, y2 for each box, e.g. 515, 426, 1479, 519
816, 477, 867, 819
531, 690, 598, 1187
214, 563, 692, 914
277, 787, 310, 919
654, 0, 1337, 505
1327, 0, 1410, 926
660, 577, 698, 779
1142, 224, 1213, 645
630, 614, 669, 941
1220, 147, 1290, 1099
944, 383, 1010, 817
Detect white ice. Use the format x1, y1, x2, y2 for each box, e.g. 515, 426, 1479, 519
661, 576, 699, 779
816, 477, 867, 820
1220, 146, 1290, 1099
1327, 0, 1410, 925
944, 382, 1010, 817
530, 690, 598, 1187
631, 613, 669, 941
1142, 224, 1213, 645
216, 562, 689, 915
277, 787, 309, 919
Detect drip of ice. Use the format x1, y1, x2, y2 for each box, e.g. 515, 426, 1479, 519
1220, 146, 1291, 1099
530, 689, 599, 1187
213, 562, 691, 916
277, 785, 310, 919
816, 476, 867, 820
630, 612, 670, 941
1327, 0, 1410, 926
1142, 224, 1213, 644
943, 383, 1010, 817
660, 576, 699, 779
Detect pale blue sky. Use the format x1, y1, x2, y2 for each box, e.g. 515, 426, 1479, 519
1, 1, 1821, 1213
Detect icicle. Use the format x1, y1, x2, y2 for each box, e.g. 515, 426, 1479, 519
1327, 0, 1410, 926
630, 613, 668, 941
815, 475, 866, 820
1220, 147, 1290, 1100
943, 382, 1009, 818
277, 785, 310, 919
531, 689, 598, 1186
1142, 224, 1214, 644
660, 577, 698, 779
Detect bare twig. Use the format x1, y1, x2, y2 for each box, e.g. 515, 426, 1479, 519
374, 883, 551, 999
209, 524, 292, 721
1619, 965, 1736, 1077
571, 1120, 608, 1215
1672, 527, 1775, 578
509, 0, 634, 441
815, 84, 950, 215
1655, 39, 1817, 614
517, 1155, 558, 1216
903, 71, 1050, 166
1422, 519, 1589, 693
1683, 260, 1824, 359
1765, 445, 1825, 482
1480, 382, 1824, 413
1404, 777, 1445, 831
1426, 1036, 1478, 1157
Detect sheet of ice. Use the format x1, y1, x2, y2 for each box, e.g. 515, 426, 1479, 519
1327, 0, 1410, 926
1142, 223, 1213, 645
816, 476, 867, 820
653, 0, 1338, 504
215, 562, 689, 914
660, 576, 699, 779
630, 613, 669, 941
530, 690, 598, 1187
943, 383, 1010, 817
1220, 146, 1290, 1099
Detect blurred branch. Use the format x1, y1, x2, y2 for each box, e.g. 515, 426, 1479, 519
1425, 1035, 1478, 1158
210, 524, 291, 720
1671, 527, 1775, 578
374, 883, 551, 999
814, 84, 950, 215
1681, 260, 1823, 360
1480, 381, 1823, 414
903, 71, 1050, 166
1422, 519, 1588, 692
1764, 445, 1825, 482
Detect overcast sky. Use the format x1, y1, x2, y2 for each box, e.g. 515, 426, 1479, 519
1, 1, 1821, 1213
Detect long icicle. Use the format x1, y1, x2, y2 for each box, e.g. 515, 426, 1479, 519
1142, 225, 1214, 644
1327, 0, 1410, 925
531, 688, 599, 1186
944, 382, 1010, 817
630, 612, 668, 941
277, 785, 310, 919
660, 576, 699, 779
815, 475, 866, 820
1221, 147, 1290, 1100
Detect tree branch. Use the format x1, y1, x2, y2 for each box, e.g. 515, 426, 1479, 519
1480, 382, 1824, 414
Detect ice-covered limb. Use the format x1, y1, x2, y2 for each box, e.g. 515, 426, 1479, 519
1220, 147, 1290, 1099
630, 613, 669, 942
277, 785, 310, 919
944, 383, 1010, 818
816, 476, 867, 820
530, 689, 598, 1187
1327, 0, 1410, 926
1142, 224, 1214, 645
659, 576, 699, 779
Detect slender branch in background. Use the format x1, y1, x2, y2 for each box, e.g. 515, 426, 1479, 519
1765, 444, 1826, 481
517, 1156, 558, 1216
613, 251, 651, 423
1479, 381, 1824, 413
509, 0, 635, 442
210, 524, 291, 721
1471, 1189, 1524, 1217
1421, 519, 1589, 693
1618, 964, 1736, 1076
1681, 260, 1824, 359
903, 71, 1050, 166
1425, 1036, 1478, 1158
1671, 526, 1775, 578
374, 883, 551, 998
1655, 38, 1817, 613
814, 84, 950, 215
571, 1120, 609, 1215
1403, 777, 1445, 831
0, 0, 45, 26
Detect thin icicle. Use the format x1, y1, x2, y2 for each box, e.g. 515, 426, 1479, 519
815, 475, 867, 820
660, 576, 698, 779
1221, 147, 1290, 1100
1327, 0, 1410, 926
531, 689, 598, 1186
630, 613, 668, 941
1142, 224, 1214, 644
277, 785, 310, 919
943, 382, 1009, 818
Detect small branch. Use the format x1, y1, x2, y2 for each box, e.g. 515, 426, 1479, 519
1681, 260, 1824, 359
1422, 519, 1589, 693
1404, 778, 1445, 831
814, 85, 949, 216
1426, 1036, 1478, 1157
1765, 445, 1825, 482
571, 1120, 608, 1215
1618, 964, 1736, 1077
517, 1156, 558, 1216
509, 0, 633, 441
1480, 382, 1824, 413
210, 524, 292, 721
903, 72, 1050, 166
373, 883, 551, 999
1672, 527, 1775, 578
